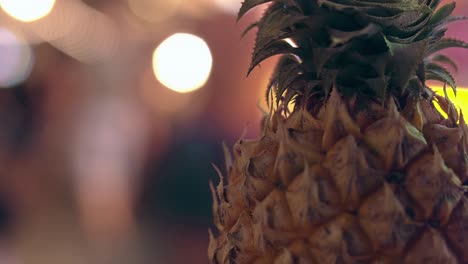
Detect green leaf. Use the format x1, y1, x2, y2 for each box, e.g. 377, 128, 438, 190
282, 88, 299, 107
392, 9, 431, 35
239, 0, 465, 106
320, 69, 338, 96
241, 21, 259, 38
385, 28, 426, 44
429, 2, 456, 25
312, 47, 341, 76
277, 64, 303, 97
427, 38, 468, 55
440, 15, 468, 25
362, 75, 390, 101
237, 0, 273, 21
248, 41, 297, 75
384, 36, 428, 92
443, 82, 449, 100
384, 35, 405, 56
429, 0, 443, 9
365, 6, 431, 28
425, 16, 468, 35
427, 72, 455, 95
318, 0, 422, 11
406, 77, 424, 95
328, 23, 380, 47
428, 54, 458, 72
425, 62, 457, 95
251, 3, 304, 57
267, 55, 303, 104
248, 2, 305, 74
421, 16, 468, 41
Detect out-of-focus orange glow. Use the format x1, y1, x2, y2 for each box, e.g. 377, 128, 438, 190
141, 68, 193, 115
0, 28, 33, 87
47, 1, 120, 64
0, 0, 55, 22
213, 0, 241, 14
128, 0, 181, 23
153, 33, 212, 93
0, 1, 119, 63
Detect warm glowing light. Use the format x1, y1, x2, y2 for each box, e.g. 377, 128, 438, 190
284, 38, 298, 48
153, 33, 212, 93
0, 28, 34, 87
128, 0, 181, 23
431, 86, 468, 116
0, 0, 55, 22
213, 0, 241, 14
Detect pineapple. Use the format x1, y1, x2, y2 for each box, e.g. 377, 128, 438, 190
209, 0, 468, 263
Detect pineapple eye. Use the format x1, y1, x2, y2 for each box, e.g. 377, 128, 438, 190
152, 33, 213, 93
0, 0, 55, 22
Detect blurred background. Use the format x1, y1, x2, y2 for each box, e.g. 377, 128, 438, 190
0, 1, 466, 263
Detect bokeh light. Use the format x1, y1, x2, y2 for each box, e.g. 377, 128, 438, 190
0, 0, 55, 22
128, 0, 181, 23
213, 0, 241, 14
153, 33, 212, 93
0, 28, 33, 88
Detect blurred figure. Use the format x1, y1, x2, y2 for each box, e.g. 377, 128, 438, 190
72, 95, 150, 263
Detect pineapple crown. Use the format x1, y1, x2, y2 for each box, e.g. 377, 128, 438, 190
239, 0, 468, 108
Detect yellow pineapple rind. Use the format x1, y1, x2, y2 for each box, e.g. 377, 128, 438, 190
209, 90, 468, 263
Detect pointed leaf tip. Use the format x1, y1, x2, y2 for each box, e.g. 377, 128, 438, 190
428, 38, 468, 55
429, 2, 456, 25
237, 0, 273, 22
241, 22, 259, 39
430, 54, 458, 73
247, 41, 296, 76
425, 63, 457, 95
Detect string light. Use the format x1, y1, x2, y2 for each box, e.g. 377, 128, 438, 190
0, 0, 55, 22
153, 33, 212, 93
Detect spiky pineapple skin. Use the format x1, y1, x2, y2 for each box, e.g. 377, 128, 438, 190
209, 89, 468, 263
